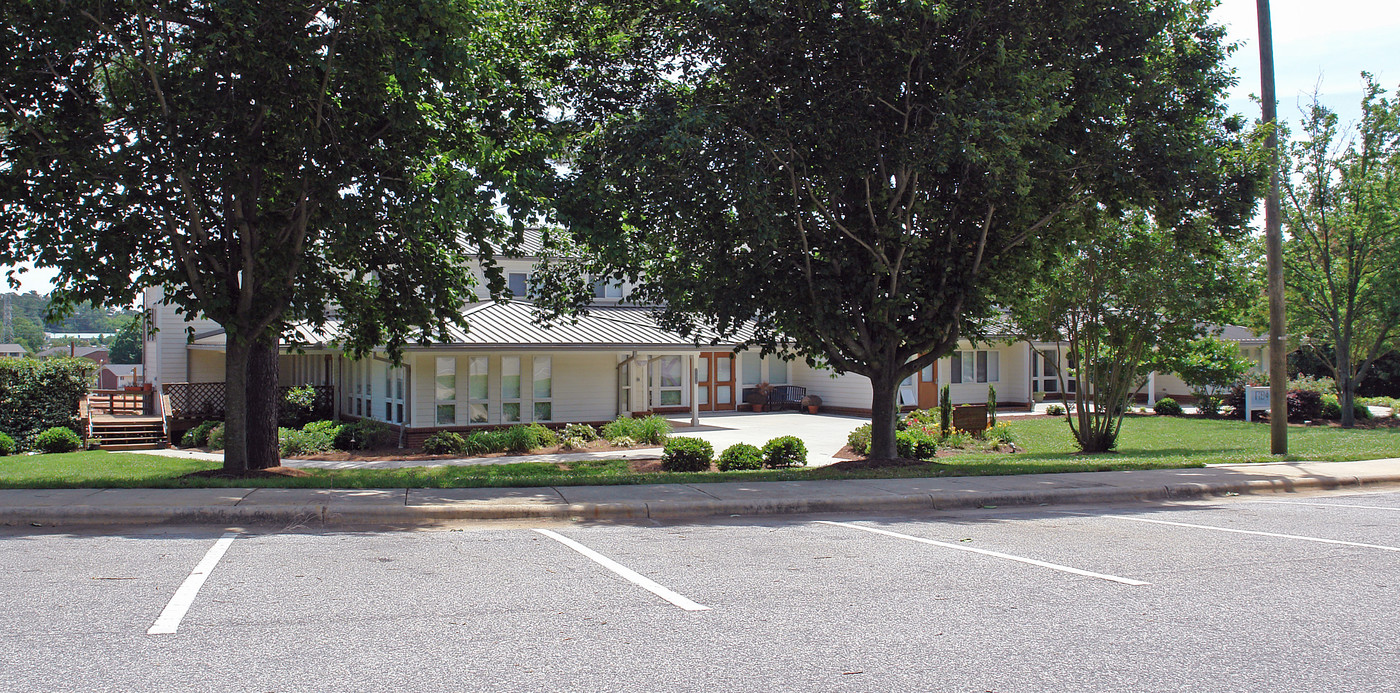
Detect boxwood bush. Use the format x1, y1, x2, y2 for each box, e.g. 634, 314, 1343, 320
761, 435, 808, 468
661, 437, 714, 472
717, 443, 764, 471
0, 357, 91, 450
35, 426, 81, 453
422, 431, 467, 455
0, 432, 16, 456
207, 423, 226, 450
847, 424, 873, 455
895, 428, 938, 460
1153, 398, 1183, 416
181, 420, 220, 448
333, 420, 393, 451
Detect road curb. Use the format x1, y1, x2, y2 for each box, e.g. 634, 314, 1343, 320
5, 472, 1400, 527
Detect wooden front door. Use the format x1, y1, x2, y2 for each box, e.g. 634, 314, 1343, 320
698, 352, 737, 411
917, 361, 939, 409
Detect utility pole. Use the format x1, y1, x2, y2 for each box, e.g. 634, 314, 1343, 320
1257, 0, 1287, 454
1, 294, 12, 344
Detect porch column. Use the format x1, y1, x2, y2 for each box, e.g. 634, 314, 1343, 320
1024, 343, 1033, 407
1147, 371, 1156, 406
689, 354, 699, 427
629, 354, 649, 416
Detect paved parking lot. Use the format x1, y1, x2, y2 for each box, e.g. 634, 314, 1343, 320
4, 488, 1400, 691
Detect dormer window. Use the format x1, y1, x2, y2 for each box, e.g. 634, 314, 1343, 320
592, 278, 623, 299
508, 272, 530, 299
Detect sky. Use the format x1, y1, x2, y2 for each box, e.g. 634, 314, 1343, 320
6, 1, 1399, 295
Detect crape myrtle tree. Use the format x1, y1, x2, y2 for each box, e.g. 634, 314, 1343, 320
1012, 212, 1253, 452
1282, 77, 1400, 427
0, 0, 565, 470
544, 0, 1260, 458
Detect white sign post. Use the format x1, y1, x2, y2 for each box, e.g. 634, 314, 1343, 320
1244, 386, 1271, 422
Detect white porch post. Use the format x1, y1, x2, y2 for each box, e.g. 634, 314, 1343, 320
1147, 371, 1156, 406
1024, 343, 1033, 407
690, 354, 700, 427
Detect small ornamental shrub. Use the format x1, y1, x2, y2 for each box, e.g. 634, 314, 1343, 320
847, 424, 873, 454
333, 420, 393, 451
1288, 375, 1336, 394
501, 425, 538, 453
560, 435, 590, 451
463, 430, 506, 455
1153, 398, 1183, 416
207, 423, 226, 450
601, 416, 642, 442
35, 426, 81, 453
278, 425, 337, 456
1196, 395, 1222, 417
1287, 389, 1323, 421
610, 435, 637, 448
563, 423, 599, 441
895, 428, 938, 460
987, 386, 998, 427
0, 357, 91, 449
661, 437, 714, 472
526, 423, 560, 448
422, 431, 467, 455
898, 408, 938, 431
984, 422, 1016, 445
279, 385, 319, 427
1320, 394, 1341, 420
940, 428, 971, 449
1046, 404, 1066, 417
939, 385, 953, 434
761, 435, 808, 468
183, 420, 220, 448
717, 443, 764, 471
636, 415, 672, 445
0, 432, 15, 456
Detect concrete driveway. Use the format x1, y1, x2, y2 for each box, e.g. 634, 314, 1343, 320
664, 411, 868, 467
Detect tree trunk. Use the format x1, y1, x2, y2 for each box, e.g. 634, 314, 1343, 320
222, 337, 251, 473
868, 371, 901, 459
245, 334, 281, 470
1338, 347, 1355, 428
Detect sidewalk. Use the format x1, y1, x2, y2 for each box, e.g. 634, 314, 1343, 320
4, 458, 1399, 527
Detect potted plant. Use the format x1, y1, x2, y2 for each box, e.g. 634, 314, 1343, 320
801, 394, 823, 414
750, 382, 773, 412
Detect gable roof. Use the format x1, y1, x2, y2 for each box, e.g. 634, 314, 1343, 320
0, 343, 28, 353
36, 345, 107, 358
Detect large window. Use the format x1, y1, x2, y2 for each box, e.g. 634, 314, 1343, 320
469, 357, 489, 423
741, 353, 762, 385
501, 356, 521, 423
533, 356, 552, 421
951, 350, 999, 384
658, 355, 683, 406
435, 357, 456, 425
507, 273, 529, 299
592, 278, 623, 299
768, 358, 788, 385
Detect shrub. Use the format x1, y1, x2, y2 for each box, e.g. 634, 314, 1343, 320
303, 420, 342, 438
984, 422, 1016, 445
279, 385, 319, 427
1288, 375, 1336, 394
463, 430, 506, 455
939, 385, 952, 434
895, 428, 938, 460
563, 423, 599, 441
500, 425, 538, 453
527, 423, 560, 448
278, 422, 337, 456
1287, 389, 1323, 421
183, 420, 220, 448
899, 408, 939, 431
333, 420, 393, 450
35, 426, 81, 453
560, 435, 590, 451
1196, 395, 1222, 417
941, 428, 971, 448
1046, 404, 1066, 416
422, 431, 467, 455
610, 435, 638, 448
636, 416, 672, 445
661, 437, 714, 472
1153, 398, 1183, 416
987, 385, 997, 427
847, 424, 873, 455
761, 435, 808, 468
1225, 384, 1247, 419
601, 416, 642, 442
207, 423, 226, 450
0, 357, 91, 450
0, 432, 15, 456
717, 443, 764, 471
1321, 394, 1341, 419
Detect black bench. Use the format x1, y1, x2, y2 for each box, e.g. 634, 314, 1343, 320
766, 386, 807, 411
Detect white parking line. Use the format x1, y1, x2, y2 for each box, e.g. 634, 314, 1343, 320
147, 532, 238, 635
1092, 515, 1400, 552
533, 529, 710, 611
1244, 500, 1400, 512
815, 521, 1150, 586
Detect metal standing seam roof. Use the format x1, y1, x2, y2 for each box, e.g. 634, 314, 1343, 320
283, 301, 749, 351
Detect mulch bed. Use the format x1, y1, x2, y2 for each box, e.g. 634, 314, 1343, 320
278, 440, 657, 462
183, 467, 312, 480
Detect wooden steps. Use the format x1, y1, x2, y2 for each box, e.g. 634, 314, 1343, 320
90, 419, 166, 451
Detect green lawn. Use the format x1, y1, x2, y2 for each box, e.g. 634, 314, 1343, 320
1, 415, 1397, 489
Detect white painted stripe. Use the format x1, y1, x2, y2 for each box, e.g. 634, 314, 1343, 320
1244, 500, 1400, 512
815, 521, 1150, 586
533, 529, 711, 611
147, 532, 238, 635
1095, 515, 1400, 552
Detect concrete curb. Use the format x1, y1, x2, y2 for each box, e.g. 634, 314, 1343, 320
6, 470, 1400, 527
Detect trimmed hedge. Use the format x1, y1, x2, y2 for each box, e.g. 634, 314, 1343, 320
35, 426, 81, 454
762, 435, 808, 468
0, 357, 92, 450
0, 432, 16, 456
422, 431, 468, 455
661, 437, 714, 472
717, 443, 764, 471
1153, 398, 1183, 416
333, 420, 393, 450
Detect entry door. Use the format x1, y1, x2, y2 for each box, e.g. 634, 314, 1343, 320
917, 362, 939, 409
699, 352, 737, 411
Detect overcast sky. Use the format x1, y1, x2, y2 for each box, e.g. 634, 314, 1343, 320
6, 1, 1398, 295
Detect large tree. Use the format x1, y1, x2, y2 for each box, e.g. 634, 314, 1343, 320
1282, 77, 1400, 427
548, 0, 1259, 458
1, 0, 563, 470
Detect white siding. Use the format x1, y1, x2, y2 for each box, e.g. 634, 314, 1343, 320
188, 350, 225, 382
409, 350, 625, 427
789, 361, 872, 411
142, 286, 220, 387
938, 341, 1029, 406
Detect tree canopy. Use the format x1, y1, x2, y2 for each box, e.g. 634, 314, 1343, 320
549, 0, 1261, 457
1, 0, 565, 469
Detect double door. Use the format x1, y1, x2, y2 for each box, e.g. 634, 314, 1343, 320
696, 352, 737, 412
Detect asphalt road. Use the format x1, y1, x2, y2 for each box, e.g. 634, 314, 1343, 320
3, 488, 1399, 692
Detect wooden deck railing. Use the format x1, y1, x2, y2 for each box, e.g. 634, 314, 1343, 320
87, 389, 152, 416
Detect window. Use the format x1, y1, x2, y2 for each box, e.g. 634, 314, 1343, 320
741, 353, 762, 385
469, 357, 489, 423
768, 358, 788, 385
435, 357, 456, 425
658, 355, 683, 406
592, 278, 623, 299
951, 350, 999, 384
898, 374, 917, 406
533, 356, 552, 421
507, 273, 529, 299
502, 356, 521, 423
